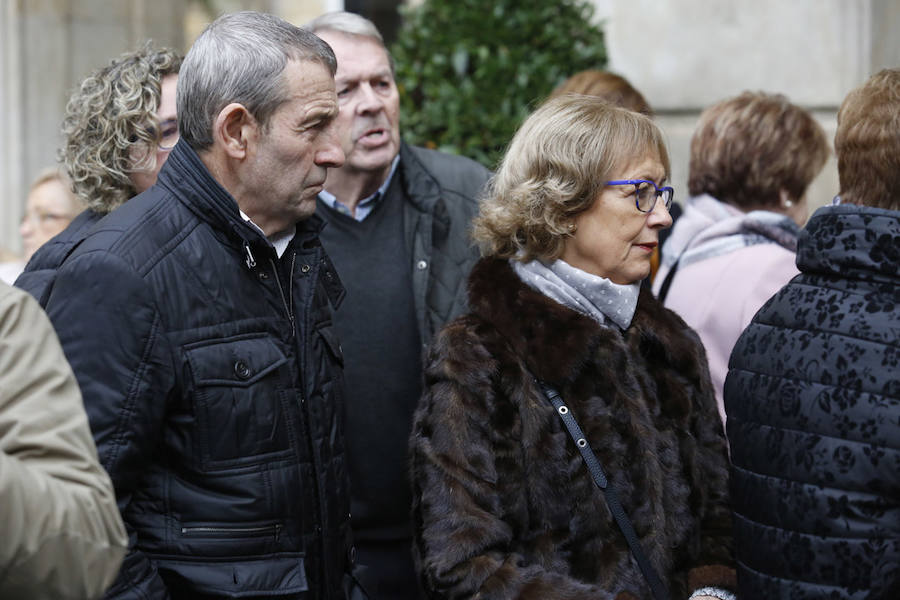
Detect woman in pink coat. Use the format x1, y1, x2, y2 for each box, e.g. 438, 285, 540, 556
653, 92, 829, 428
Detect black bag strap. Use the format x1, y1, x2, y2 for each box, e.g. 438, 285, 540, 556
655, 258, 680, 305
538, 381, 670, 600
656, 228, 706, 305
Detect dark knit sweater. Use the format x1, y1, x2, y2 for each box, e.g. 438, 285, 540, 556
317, 179, 423, 599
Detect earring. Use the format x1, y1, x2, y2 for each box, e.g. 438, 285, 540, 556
783, 198, 794, 208
567, 222, 577, 233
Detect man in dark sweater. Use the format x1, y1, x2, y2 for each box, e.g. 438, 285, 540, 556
306, 12, 491, 600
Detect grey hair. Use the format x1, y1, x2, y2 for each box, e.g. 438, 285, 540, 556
306, 11, 384, 42
305, 11, 394, 74
178, 10, 337, 150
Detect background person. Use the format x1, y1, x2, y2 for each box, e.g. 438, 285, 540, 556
1, 169, 83, 284
305, 12, 491, 599
653, 91, 829, 426
726, 68, 900, 599
410, 95, 734, 600
16, 44, 180, 304
548, 69, 654, 116
19, 169, 84, 262
0, 282, 127, 600
39, 11, 351, 598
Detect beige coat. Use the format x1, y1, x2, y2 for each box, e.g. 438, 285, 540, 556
0, 283, 127, 599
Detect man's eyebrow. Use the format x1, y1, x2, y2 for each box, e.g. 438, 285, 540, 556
304, 105, 338, 124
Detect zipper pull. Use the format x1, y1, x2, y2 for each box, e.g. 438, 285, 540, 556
243, 241, 257, 269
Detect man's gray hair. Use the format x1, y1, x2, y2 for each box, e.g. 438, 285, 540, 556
304, 11, 395, 74
178, 11, 337, 150
305, 11, 384, 44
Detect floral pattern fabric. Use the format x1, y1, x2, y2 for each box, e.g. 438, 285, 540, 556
725, 204, 900, 599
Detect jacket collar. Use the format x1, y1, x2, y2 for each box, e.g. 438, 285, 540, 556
397, 142, 450, 229
798, 204, 900, 285
156, 141, 326, 253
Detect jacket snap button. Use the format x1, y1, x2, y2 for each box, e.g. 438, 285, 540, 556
416, 260, 427, 270
300, 264, 311, 273
234, 360, 251, 379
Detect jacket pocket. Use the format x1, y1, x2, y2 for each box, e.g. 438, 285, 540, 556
158, 552, 307, 598
317, 324, 344, 368
185, 334, 295, 469
181, 522, 283, 540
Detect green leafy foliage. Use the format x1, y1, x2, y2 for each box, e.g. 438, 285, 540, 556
391, 0, 607, 168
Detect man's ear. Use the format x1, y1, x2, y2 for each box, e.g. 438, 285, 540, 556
212, 103, 256, 160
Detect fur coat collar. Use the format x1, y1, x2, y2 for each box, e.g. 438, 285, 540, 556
469, 257, 713, 416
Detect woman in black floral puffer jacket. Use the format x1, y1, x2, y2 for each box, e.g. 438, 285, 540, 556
725, 68, 900, 599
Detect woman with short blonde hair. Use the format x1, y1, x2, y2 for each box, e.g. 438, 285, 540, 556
474, 94, 668, 261
411, 95, 734, 600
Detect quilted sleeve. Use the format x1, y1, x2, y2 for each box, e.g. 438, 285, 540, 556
44, 251, 175, 599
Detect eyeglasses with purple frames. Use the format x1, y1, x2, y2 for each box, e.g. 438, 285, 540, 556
605, 179, 674, 213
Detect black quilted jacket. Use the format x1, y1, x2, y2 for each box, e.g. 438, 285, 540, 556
40, 141, 353, 599
726, 204, 900, 599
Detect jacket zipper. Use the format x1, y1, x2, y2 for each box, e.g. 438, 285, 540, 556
181, 523, 282, 540
269, 252, 296, 334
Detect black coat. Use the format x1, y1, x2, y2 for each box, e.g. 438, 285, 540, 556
726, 204, 900, 599
410, 258, 735, 599
40, 141, 352, 599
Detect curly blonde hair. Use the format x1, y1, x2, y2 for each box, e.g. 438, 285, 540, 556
473, 94, 670, 261
61, 43, 181, 214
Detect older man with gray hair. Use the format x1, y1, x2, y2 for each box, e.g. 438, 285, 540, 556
305, 11, 491, 600
40, 11, 353, 599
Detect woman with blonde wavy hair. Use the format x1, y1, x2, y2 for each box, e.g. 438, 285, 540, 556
63, 42, 182, 213
16, 43, 181, 302
410, 94, 734, 600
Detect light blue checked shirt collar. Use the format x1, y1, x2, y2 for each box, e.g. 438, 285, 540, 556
318, 156, 400, 221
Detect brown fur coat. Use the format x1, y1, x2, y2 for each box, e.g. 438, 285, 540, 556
410, 258, 734, 599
